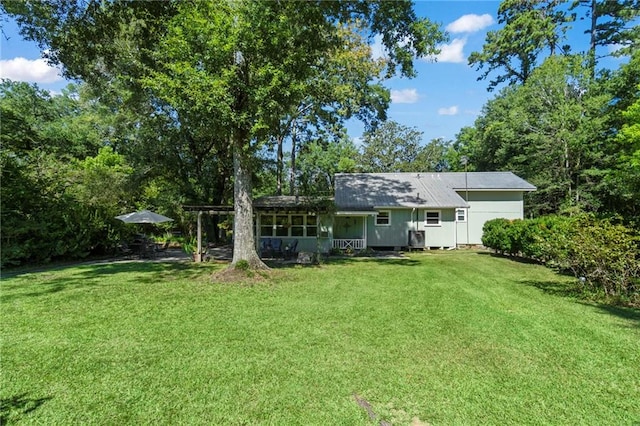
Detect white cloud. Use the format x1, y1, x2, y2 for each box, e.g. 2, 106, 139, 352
438, 106, 459, 116
0, 57, 63, 83
426, 38, 467, 63
446, 14, 494, 34
390, 88, 419, 104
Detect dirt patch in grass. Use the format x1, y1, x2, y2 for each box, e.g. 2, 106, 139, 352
211, 266, 278, 285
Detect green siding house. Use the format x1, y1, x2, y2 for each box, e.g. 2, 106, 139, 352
254, 172, 535, 254
332, 172, 535, 249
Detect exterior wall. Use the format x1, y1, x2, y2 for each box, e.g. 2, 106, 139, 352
365, 208, 456, 248
455, 191, 524, 245
366, 209, 413, 247
420, 209, 456, 248
357, 190, 525, 249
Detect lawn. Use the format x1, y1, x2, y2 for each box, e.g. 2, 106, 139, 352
1, 251, 639, 425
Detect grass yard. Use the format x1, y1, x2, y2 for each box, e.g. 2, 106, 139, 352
1, 251, 639, 425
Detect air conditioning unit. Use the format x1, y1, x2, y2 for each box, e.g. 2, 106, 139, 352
408, 230, 425, 248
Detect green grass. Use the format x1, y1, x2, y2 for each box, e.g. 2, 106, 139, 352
2, 252, 639, 425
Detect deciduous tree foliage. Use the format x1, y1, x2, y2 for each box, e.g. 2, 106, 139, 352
358, 121, 427, 173
3, 0, 444, 269
271, 22, 390, 196
462, 56, 609, 215
0, 81, 135, 266
296, 137, 359, 195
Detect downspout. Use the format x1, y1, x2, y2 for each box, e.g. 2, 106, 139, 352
454, 208, 458, 249
195, 211, 203, 263
412, 208, 416, 231
363, 215, 367, 249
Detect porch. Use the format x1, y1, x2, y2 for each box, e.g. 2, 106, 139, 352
332, 214, 369, 250
332, 238, 366, 250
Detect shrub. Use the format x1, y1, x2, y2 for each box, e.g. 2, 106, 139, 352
482, 218, 513, 254
565, 215, 639, 296
481, 214, 640, 298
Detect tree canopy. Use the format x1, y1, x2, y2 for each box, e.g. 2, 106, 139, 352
2, 0, 445, 268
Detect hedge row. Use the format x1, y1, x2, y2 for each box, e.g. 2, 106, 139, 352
482, 215, 639, 297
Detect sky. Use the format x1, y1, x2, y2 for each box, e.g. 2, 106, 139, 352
0, 1, 627, 145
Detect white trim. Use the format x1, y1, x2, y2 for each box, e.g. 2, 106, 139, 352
425, 210, 441, 227
333, 239, 366, 250
455, 208, 467, 222
376, 210, 391, 226
335, 211, 376, 216
374, 205, 467, 209
453, 188, 535, 192
258, 213, 318, 238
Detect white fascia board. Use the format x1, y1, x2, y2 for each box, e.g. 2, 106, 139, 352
453, 188, 536, 192
335, 211, 377, 216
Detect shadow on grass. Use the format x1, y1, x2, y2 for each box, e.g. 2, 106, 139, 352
475, 250, 544, 266
521, 278, 640, 327
520, 279, 584, 299
317, 255, 420, 267
1, 261, 221, 302
0, 394, 51, 423
581, 303, 640, 328
241, 253, 421, 270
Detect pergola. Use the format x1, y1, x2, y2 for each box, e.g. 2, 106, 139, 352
183, 196, 333, 262
182, 205, 234, 262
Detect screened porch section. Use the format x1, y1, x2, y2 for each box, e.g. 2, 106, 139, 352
332, 215, 366, 250
256, 212, 320, 257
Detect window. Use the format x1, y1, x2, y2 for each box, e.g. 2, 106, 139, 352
260, 215, 274, 238
275, 215, 289, 236
306, 215, 317, 236
425, 210, 441, 226
376, 210, 391, 226
290, 215, 304, 236
259, 214, 317, 237
456, 208, 467, 222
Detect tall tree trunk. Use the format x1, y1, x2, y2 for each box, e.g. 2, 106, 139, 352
289, 120, 297, 196
231, 132, 268, 269
276, 134, 284, 195
588, 0, 597, 78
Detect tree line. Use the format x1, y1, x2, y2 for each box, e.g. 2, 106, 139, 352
1, 0, 638, 268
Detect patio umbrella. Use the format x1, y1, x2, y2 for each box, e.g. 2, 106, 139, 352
115, 210, 174, 224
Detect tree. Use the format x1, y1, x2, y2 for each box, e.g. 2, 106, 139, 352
271, 22, 390, 196
596, 50, 640, 224
296, 137, 359, 195
0, 81, 134, 265
459, 56, 609, 215
571, 0, 640, 75
415, 138, 452, 172
3, 0, 445, 269
358, 121, 427, 173
469, 0, 572, 91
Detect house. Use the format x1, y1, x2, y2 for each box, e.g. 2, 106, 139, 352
253, 172, 535, 253
332, 172, 535, 250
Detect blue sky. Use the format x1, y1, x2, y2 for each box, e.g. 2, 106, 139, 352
0, 1, 627, 144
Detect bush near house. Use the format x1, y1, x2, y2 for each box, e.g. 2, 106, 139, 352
482, 215, 640, 299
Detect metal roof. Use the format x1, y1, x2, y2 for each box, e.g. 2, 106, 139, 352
253, 195, 333, 212
425, 172, 537, 191
334, 172, 535, 210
